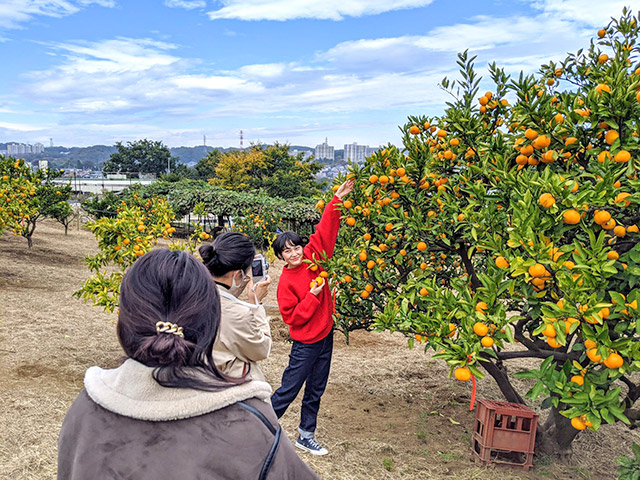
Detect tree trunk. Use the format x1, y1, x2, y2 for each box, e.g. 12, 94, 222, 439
478, 356, 525, 404
535, 406, 580, 460
27, 235, 33, 248
480, 356, 579, 461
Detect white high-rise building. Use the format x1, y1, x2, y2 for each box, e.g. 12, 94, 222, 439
7, 142, 45, 155
315, 138, 334, 162
343, 142, 369, 164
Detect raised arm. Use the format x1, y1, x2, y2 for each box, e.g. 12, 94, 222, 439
305, 179, 354, 260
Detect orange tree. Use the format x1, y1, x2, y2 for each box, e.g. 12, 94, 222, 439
322, 10, 640, 456
74, 194, 176, 312
0, 156, 70, 247
0, 156, 37, 237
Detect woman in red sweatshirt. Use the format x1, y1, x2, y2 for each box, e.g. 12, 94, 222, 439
271, 179, 353, 456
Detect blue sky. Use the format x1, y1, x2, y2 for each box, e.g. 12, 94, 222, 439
0, 0, 636, 149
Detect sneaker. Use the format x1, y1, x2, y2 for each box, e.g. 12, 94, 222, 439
295, 436, 328, 456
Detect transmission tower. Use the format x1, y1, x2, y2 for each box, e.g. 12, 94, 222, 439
203, 134, 206, 146
240, 130, 244, 149
49, 138, 53, 147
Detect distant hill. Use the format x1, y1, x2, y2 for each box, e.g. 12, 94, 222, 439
10, 144, 242, 170
4, 143, 333, 170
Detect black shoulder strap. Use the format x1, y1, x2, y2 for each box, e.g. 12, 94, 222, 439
236, 401, 282, 480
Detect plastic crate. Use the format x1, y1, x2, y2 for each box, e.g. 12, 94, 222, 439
472, 398, 538, 470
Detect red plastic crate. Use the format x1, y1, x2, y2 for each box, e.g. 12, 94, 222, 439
472, 398, 538, 470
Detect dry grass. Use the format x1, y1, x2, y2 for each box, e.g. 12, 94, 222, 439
1, 219, 638, 479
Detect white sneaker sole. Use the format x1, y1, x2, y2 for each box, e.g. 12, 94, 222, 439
295, 442, 328, 456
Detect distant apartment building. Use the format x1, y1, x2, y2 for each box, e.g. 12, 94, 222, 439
343, 142, 370, 164
314, 138, 334, 162
7, 142, 45, 155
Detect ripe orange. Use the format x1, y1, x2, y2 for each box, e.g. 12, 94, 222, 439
563, 209, 581, 225
598, 54, 608, 64
360, 290, 370, 299
614, 192, 631, 207
613, 226, 626, 237
594, 210, 611, 226
547, 337, 561, 348
343, 200, 353, 209
604, 130, 619, 145
604, 352, 623, 369
481, 336, 494, 348
454, 367, 471, 381
346, 217, 356, 226
419, 287, 429, 296
417, 241, 427, 251
396, 167, 406, 176
570, 375, 584, 386
615, 150, 631, 163
539, 193, 556, 209
524, 128, 538, 140
366, 260, 375, 269
584, 339, 597, 349
533, 135, 550, 149
344, 275, 352, 283
379, 175, 389, 184
495, 256, 509, 268
436, 129, 447, 138
363, 233, 372, 241
628, 225, 639, 233
598, 28, 606, 38
473, 322, 489, 336
542, 323, 557, 338
607, 250, 619, 260
358, 251, 367, 261
476, 301, 488, 313
385, 223, 393, 232
571, 417, 587, 431
409, 125, 420, 135
528, 263, 548, 278
596, 84, 611, 95
369, 174, 379, 183
587, 348, 602, 363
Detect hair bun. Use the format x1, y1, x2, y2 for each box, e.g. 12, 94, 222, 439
198, 244, 217, 264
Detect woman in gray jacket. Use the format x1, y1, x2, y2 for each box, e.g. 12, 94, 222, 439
199, 233, 272, 381
58, 249, 318, 480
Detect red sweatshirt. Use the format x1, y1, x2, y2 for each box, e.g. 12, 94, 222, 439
276, 195, 341, 344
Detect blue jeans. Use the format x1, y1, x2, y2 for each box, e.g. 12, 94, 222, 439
271, 330, 333, 436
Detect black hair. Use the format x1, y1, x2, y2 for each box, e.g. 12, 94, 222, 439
199, 232, 256, 277
117, 249, 244, 391
272, 231, 308, 259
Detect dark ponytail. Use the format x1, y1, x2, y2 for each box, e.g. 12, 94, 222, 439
117, 249, 244, 391
199, 232, 256, 277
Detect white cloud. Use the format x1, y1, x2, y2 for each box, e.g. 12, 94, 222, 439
238, 63, 287, 78
0, 0, 113, 29
164, 0, 206, 10
532, 0, 637, 26
207, 0, 435, 21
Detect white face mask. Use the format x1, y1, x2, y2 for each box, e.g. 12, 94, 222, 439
229, 270, 250, 297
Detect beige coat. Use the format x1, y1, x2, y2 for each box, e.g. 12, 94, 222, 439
213, 286, 272, 381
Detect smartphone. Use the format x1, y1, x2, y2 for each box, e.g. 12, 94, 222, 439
251, 254, 269, 285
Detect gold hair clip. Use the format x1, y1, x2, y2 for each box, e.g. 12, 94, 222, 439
155, 321, 184, 338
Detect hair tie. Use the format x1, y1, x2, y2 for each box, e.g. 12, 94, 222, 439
155, 321, 184, 338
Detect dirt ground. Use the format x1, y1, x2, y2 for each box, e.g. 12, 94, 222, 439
1, 219, 639, 480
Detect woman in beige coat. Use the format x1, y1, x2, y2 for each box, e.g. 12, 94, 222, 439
199, 232, 272, 381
